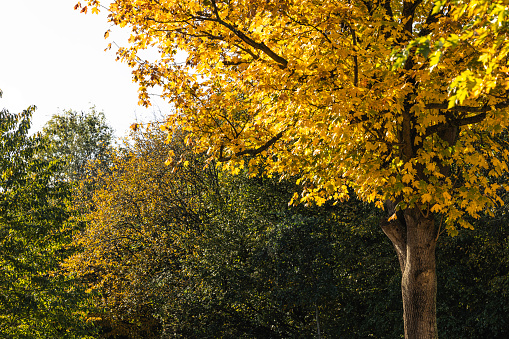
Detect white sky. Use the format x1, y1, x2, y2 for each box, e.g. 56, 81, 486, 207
0, 0, 171, 137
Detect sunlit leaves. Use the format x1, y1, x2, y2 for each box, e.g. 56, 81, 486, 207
0, 107, 94, 338
39, 108, 114, 183
64, 126, 214, 337
82, 0, 509, 231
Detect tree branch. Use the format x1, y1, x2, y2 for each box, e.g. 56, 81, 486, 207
419, 5, 442, 37
218, 131, 284, 162
403, 0, 424, 16
380, 200, 407, 270
223, 60, 252, 66
423, 106, 500, 140
424, 112, 487, 138
209, 0, 288, 68
349, 25, 359, 87
284, 13, 335, 47
425, 100, 509, 113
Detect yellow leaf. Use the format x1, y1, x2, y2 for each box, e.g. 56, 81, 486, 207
402, 173, 413, 184
421, 193, 432, 203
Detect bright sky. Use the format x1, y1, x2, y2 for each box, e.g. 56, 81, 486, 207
0, 0, 171, 137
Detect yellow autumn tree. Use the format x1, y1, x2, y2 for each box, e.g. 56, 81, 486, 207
77, 0, 509, 338
64, 126, 215, 338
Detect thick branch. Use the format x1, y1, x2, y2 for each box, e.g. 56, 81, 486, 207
423, 113, 486, 139
455, 112, 487, 125
218, 131, 284, 162
209, 0, 288, 68
425, 100, 509, 113
402, 0, 424, 36
403, 0, 424, 17
350, 25, 359, 87
380, 201, 407, 270
424, 100, 509, 137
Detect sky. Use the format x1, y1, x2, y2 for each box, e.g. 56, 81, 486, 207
0, 0, 171, 137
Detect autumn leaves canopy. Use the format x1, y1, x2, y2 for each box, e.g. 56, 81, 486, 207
77, 0, 509, 233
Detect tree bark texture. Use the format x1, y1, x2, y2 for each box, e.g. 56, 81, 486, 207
381, 205, 438, 339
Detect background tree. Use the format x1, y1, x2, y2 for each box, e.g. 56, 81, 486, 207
65, 125, 393, 338
76, 1, 509, 337
0, 106, 95, 338
40, 107, 114, 183
64, 125, 210, 338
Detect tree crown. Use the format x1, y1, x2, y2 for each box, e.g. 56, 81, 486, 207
77, 0, 509, 233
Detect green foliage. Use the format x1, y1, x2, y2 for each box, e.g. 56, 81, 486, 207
0, 107, 95, 338
176, 174, 403, 338
40, 108, 114, 183
437, 213, 509, 338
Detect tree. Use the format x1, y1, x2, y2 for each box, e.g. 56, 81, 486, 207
65, 125, 401, 338
40, 108, 114, 183
0, 106, 95, 338
78, 1, 509, 337
64, 125, 211, 338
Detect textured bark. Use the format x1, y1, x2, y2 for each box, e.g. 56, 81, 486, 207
381, 206, 438, 339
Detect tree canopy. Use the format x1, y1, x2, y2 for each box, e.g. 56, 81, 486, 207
78, 0, 509, 232
0, 107, 94, 338
40, 108, 114, 183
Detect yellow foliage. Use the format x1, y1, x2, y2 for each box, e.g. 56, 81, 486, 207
64, 126, 207, 336
79, 0, 509, 230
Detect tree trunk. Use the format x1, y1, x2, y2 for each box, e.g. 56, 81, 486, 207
381, 205, 438, 339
